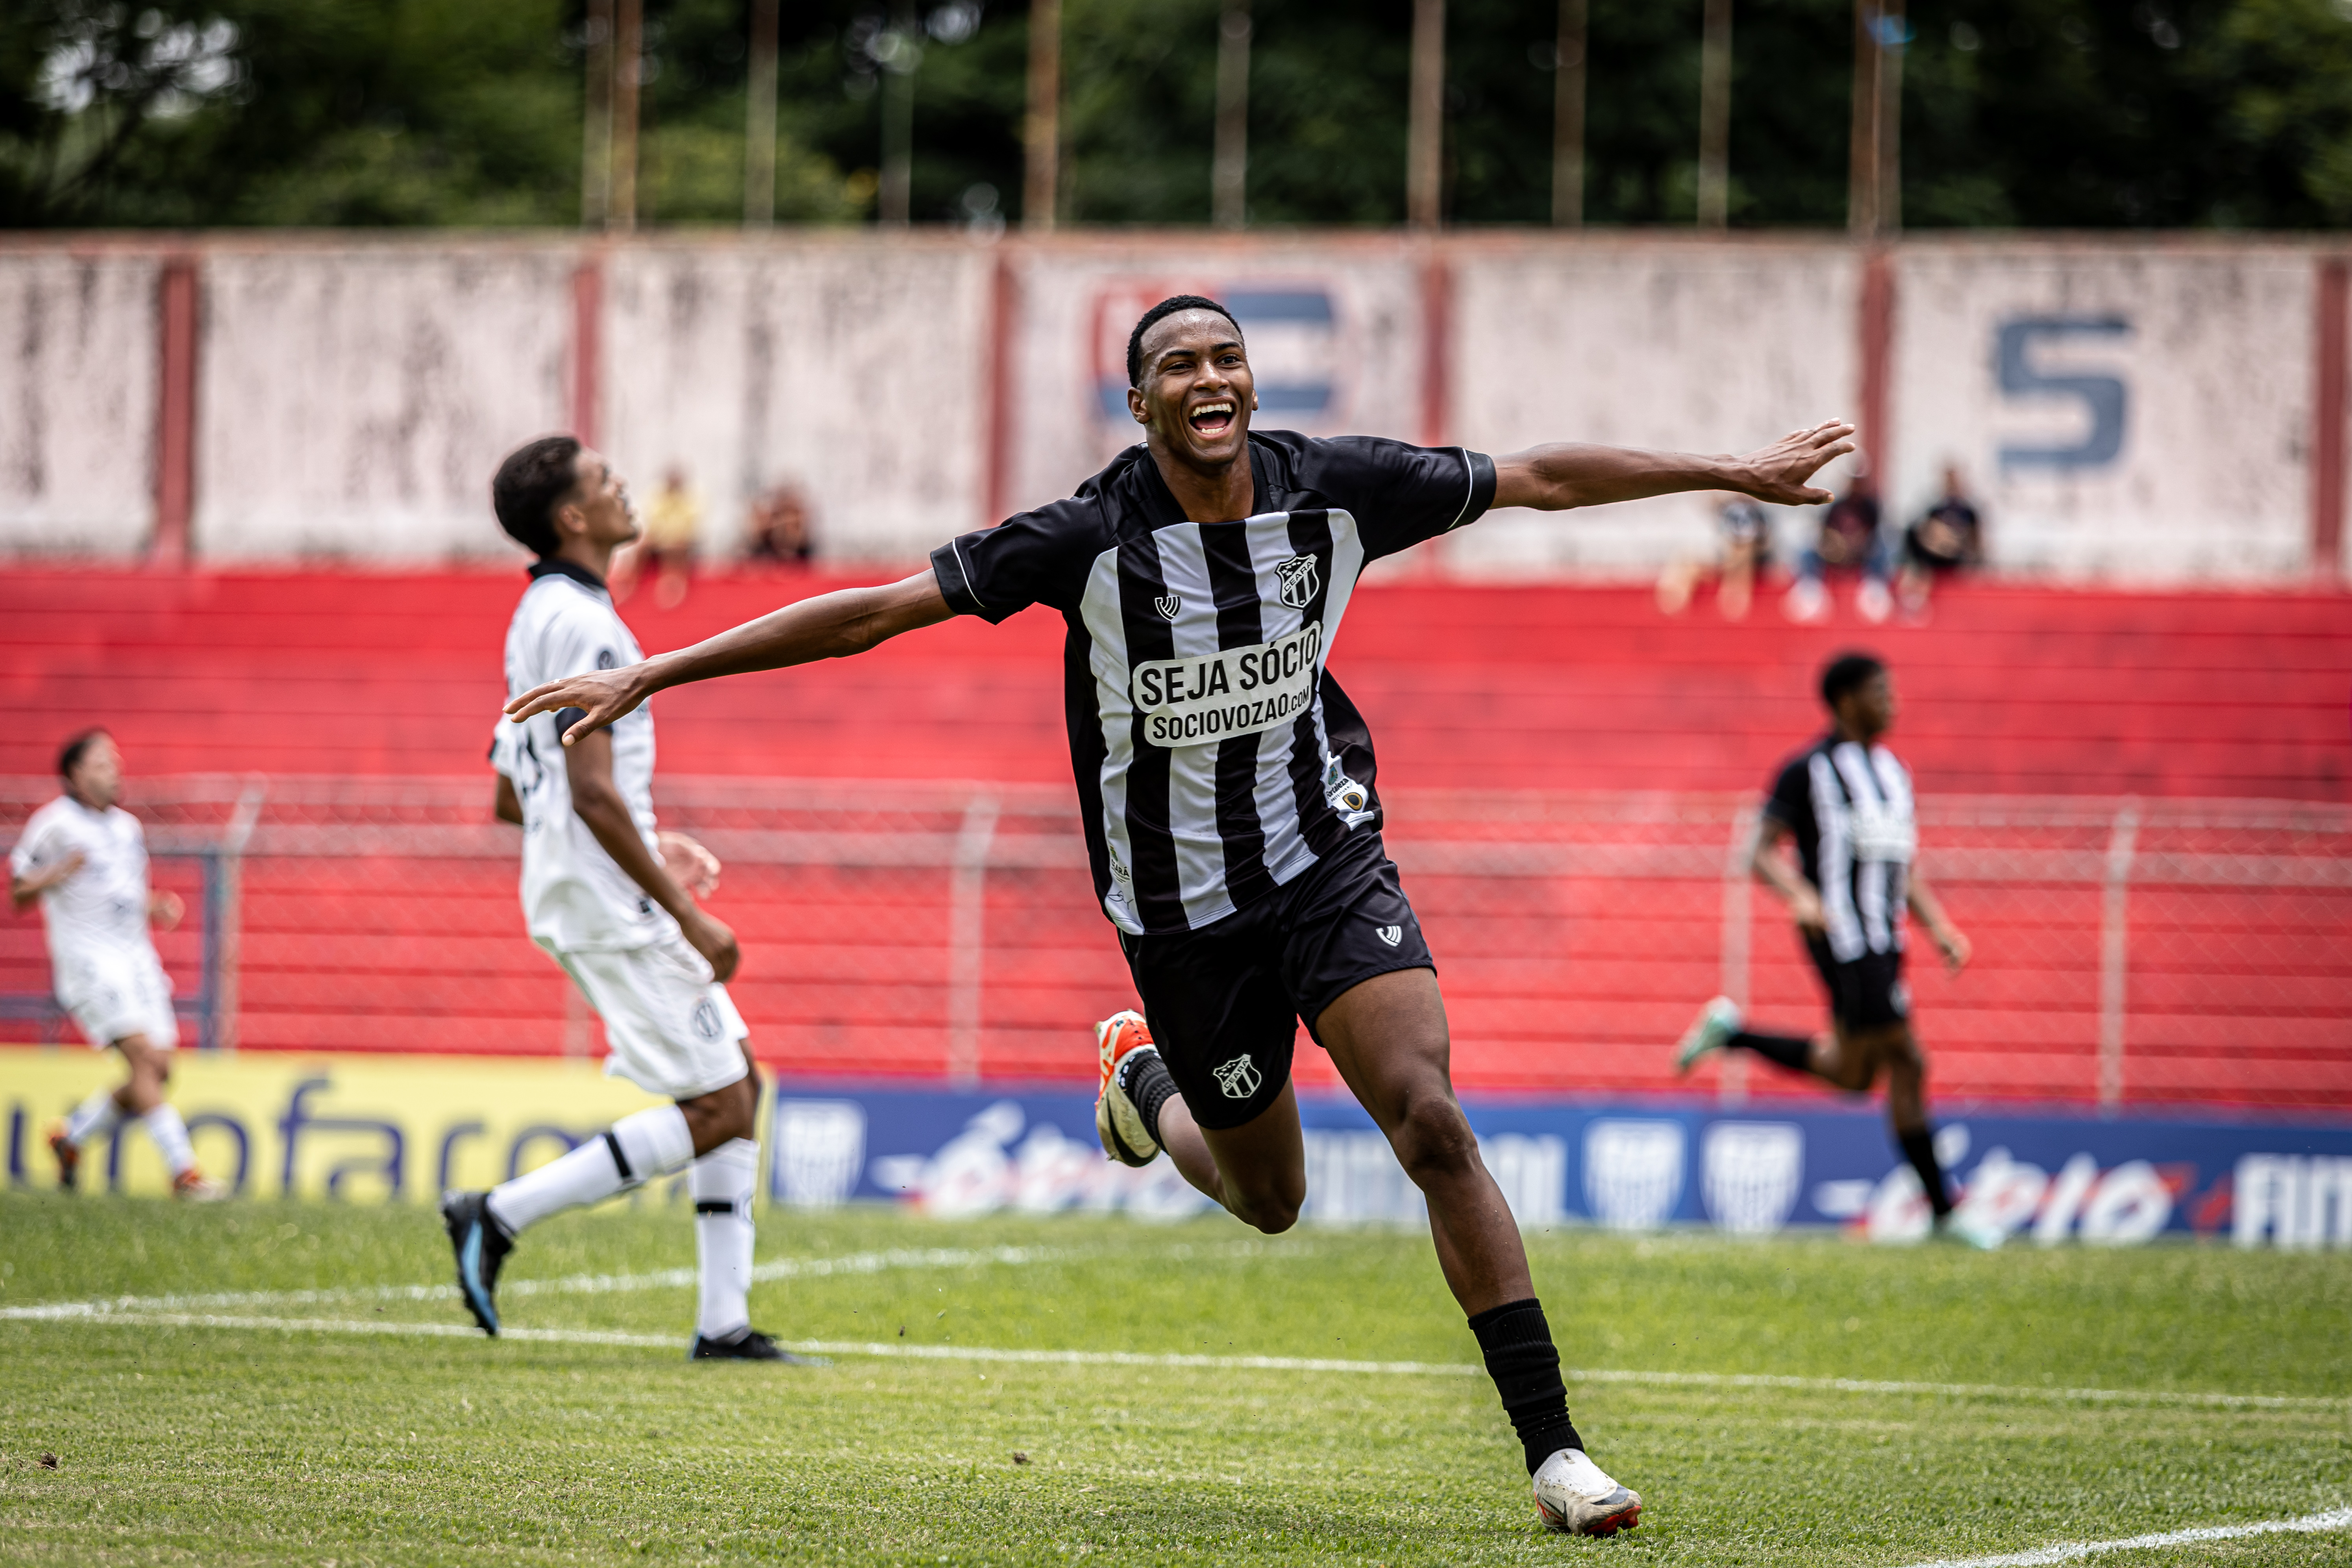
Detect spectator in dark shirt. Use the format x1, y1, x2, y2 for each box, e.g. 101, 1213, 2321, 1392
745, 482, 815, 564
1785, 475, 1891, 624
1898, 467, 1983, 615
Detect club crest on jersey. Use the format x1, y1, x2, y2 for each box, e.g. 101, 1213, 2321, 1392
1275, 554, 1319, 609
1374, 924, 1403, 948
1213, 1053, 1262, 1100
1154, 593, 1182, 621
691, 998, 724, 1042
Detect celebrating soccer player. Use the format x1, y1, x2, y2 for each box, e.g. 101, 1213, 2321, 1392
438, 437, 809, 1362
12, 729, 222, 1200
1675, 652, 1980, 1242
503, 296, 1852, 1531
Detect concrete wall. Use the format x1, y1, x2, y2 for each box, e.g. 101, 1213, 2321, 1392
0, 252, 159, 554
0, 231, 2340, 583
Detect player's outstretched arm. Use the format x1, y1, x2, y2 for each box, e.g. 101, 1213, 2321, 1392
507, 570, 953, 746
9, 849, 84, 912
1492, 419, 1856, 512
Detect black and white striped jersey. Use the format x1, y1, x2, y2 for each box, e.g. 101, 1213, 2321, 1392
931, 430, 1495, 936
1764, 736, 1918, 962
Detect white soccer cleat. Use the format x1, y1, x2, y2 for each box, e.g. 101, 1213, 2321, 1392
1673, 995, 1741, 1076
1532, 1447, 1642, 1537
1094, 1010, 1161, 1168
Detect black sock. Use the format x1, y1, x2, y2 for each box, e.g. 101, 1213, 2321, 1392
1729, 1029, 1813, 1073
1119, 1047, 1178, 1147
1898, 1127, 1953, 1218
1467, 1298, 1582, 1474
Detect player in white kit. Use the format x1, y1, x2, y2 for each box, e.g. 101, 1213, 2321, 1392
438, 434, 807, 1361
11, 729, 223, 1199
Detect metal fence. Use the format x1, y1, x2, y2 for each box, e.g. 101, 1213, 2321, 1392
3, 777, 2346, 1112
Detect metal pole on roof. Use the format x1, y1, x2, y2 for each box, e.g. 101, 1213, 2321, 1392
1212, 2, 1251, 230
1406, 0, 1445, 230
744, 0, 779, 227
1551, 0, 1586, 226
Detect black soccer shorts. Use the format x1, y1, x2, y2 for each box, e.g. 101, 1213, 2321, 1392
1116, 829, 1435, 1131
1803, 931, 1911, 1034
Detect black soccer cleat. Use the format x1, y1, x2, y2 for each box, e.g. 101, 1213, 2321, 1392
440, 1190, 513, 1337
46, 1122, 78, 1192
688, 1328, 825, 1364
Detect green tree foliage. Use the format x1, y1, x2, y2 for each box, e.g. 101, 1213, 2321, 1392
3, 0, 2350, 229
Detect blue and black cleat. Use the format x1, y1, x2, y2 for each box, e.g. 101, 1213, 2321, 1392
688, 1328, 825, 1364
439, 1190, 512, 1336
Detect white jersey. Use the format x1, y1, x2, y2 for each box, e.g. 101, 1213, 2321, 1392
9, 794, 160, 976
491, 561, 673, 952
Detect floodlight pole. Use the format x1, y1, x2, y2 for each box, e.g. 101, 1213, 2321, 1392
1023, 0, 1062, 231
581, 0, 614, 228
1550, 0, 1586, 226
1847, 0, 1903, 237
1212, 2, 1251, 230
610, 0, 642, 233
745, 0, 779, 227
1406, 0, 1445, 230
1696, 0, 1733, 228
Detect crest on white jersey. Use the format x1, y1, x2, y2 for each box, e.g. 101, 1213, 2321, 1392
691, 998, 724, 1042
1275, 554, 1319, 608
1214, 1053, 1262, 1100
1374, 924, 1403, 947
1154, 593, 1181, 621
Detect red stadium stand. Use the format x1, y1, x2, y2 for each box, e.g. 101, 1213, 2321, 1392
4, 567, 2347, 1111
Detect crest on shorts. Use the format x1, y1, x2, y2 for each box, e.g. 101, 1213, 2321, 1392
1275, 554, 1319, 609
1154, 593, 1181, 621
1374, 924, 1403, 948
1213, 1053, 1262, 1100
691, 998, 724, 1042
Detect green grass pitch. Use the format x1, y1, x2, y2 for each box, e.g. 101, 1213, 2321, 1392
2, 1192, 2347, 1566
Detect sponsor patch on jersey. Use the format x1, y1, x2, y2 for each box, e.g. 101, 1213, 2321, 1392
691, 997, 724, 1042
1130, 622, 1322, 749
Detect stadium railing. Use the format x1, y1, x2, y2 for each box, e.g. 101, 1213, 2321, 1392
2, 776, 2345, 1112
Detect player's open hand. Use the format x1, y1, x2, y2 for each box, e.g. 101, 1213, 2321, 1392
1788, 884, 1828, 935
1734, 419, 1856, 506
657, 831, 723, 899
149, 889, 185, 931
1932, 924, 1972, 975
682, 908, 741, 984
505, 662, 653, 746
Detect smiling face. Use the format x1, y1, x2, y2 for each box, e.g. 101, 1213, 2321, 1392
1127, 309, 1258, 474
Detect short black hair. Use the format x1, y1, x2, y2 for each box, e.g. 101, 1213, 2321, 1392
58, 727, 111, 779
1820, 651, 1888, 711
492, 435, 584, 558
1127, 294, 1242, 387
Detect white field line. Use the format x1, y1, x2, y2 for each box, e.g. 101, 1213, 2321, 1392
0, 1245, 1077, 1321
1898, 1506, 2352, 1568
5, 1308, 2350, 1416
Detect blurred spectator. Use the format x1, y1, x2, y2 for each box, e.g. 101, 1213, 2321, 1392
745, 481, 816, 564
1785, 475, 1891, 625
614, 465, 703, 609
1898, 466, 1985, 616
1657, 493, 1771, 620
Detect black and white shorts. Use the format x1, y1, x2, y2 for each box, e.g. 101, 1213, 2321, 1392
1803, 932, 1910, 1034
1117, 830, 1434, 1131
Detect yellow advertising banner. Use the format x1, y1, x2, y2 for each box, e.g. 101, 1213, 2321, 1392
0, 1046, 688, 1203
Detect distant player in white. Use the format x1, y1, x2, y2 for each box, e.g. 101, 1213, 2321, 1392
10, 729, 223, 1200
439, 435, 807, 1362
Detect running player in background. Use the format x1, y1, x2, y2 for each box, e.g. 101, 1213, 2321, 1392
10, 729, 222, 1200
438, 436, 809, 1363
1675, 652, 1980, 1241
500, 297, 1853, 1533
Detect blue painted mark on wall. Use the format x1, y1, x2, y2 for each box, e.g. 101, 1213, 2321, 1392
1995, 316, 2132, 473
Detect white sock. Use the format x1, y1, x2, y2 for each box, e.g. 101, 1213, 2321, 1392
142, 1106, 197, 1177
486, 1103, 694, 1235
691, 1138, 759, 1340
65, 1089, 123, 1147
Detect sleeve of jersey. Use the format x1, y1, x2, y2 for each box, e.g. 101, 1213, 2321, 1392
1301, 435, 1497, 561
1761, 759, 1810, 834
929, 501, 1094, 624
6, 821, 41, 878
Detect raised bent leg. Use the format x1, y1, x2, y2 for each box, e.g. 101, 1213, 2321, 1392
1314, 967, 1531, 1315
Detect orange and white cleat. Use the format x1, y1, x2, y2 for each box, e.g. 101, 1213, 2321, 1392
46, 1122, 79, 1191
1532, 1448, 1642, 1537
172, 1168, 227, 1202
1094, 1010, 1162, 1168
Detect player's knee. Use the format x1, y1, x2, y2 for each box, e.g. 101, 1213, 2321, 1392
1231, 1179, 1303, 1235
1388, 1092, 1478, 1187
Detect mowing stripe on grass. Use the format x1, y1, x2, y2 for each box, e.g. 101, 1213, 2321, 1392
8, 1311, 2350, 1415
1897, 1505, 2352, 1567
0, 1244, 1082, 1320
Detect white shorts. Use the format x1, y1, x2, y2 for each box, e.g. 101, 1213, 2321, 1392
549, 933, 749, 1102
57, 944, 178, 1051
